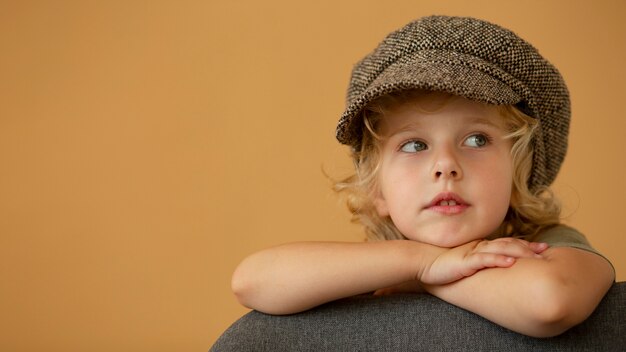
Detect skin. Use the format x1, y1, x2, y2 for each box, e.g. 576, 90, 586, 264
373, 95, 514, 247
231, 95, 615, 337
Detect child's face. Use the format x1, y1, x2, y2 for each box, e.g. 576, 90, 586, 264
374, 94, 513, 247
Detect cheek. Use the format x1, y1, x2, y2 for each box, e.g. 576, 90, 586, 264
378, 161, 423, 211
381, 160, 425, 195
477, 160, 513, 211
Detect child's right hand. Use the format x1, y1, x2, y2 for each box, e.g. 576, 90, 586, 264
417, 238, 548, 285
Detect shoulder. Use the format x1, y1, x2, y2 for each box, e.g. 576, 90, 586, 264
531, 225, 615, 275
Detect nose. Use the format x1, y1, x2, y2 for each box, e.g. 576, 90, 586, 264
432, 148, 463, 181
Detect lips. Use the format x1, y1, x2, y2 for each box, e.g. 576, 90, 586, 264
426, 192, 469, 214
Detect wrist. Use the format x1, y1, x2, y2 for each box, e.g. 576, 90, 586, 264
398, 240, 442, 282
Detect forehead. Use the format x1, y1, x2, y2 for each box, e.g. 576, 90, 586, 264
377, 93, 505, 134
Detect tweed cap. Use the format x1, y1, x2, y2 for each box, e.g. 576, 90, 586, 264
336, 15, 570, 191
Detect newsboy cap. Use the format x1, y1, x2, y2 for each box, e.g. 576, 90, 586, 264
336, 15, 570, 191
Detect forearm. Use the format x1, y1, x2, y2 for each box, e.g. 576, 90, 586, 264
232, 240, 433, 314
424, 248, 614, 337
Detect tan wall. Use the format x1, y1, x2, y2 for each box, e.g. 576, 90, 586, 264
1, 1, 624, 350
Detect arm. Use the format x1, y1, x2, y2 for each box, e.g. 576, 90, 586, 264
231, 238, 544, 315
232, 240, 427, 314
423, 247, 615, 337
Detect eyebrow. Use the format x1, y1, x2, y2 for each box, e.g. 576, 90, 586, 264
387, 115, 504, 137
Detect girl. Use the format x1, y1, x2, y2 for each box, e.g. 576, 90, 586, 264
231, 16, 614, 338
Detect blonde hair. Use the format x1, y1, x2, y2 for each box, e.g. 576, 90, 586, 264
334, 90, 561, 241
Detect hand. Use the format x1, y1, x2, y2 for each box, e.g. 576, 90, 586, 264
417, 238, 548, 285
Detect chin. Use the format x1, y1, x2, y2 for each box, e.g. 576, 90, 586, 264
431, 237, 468, 248
409, 228, 486, 248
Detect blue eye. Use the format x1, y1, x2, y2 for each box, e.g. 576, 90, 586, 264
464, 134, 489, 148
400, 140, 428, 153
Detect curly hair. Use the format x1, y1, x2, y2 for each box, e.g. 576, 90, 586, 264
334, 90, 561, 242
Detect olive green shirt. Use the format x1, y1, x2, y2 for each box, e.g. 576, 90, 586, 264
529, 225, 614, 274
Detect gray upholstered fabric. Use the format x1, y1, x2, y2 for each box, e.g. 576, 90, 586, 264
211, 282, 625, 351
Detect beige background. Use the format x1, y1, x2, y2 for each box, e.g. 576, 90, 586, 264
1, 0, 624, 350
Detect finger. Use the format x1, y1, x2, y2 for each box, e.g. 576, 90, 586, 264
475, 238, 530, 251
502, 238, 548, 256
492, 237, 530, 245
490, 237, 547, 254
528, 242, 549, 253
499, 240, 547, 256
461, 253, 516, 276
474, 240, 541, 259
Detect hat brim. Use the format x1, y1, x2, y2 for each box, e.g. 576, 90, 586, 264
337, 51, 524, 147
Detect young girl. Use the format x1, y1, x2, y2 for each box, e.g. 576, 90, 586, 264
231, 15, 614, 338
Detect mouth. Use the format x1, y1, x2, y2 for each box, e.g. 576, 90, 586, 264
426, 192, 469, 214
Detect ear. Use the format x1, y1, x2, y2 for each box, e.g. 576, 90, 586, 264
373, 192, 390, 217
